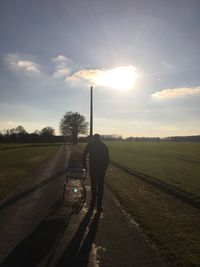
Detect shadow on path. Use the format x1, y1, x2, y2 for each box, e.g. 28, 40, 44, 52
0, 200, 72, 267
0, 169, 67, 211
56, 207, 101, 267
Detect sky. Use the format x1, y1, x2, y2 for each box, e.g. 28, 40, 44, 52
0, 0, 200, 138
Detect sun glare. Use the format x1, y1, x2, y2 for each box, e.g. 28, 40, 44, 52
94, 65, 137, 90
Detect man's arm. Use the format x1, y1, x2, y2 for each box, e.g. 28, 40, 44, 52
105, 146, 110, 169
82, 144, 90, 169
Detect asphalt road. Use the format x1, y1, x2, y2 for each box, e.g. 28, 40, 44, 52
0, 145, 169, 267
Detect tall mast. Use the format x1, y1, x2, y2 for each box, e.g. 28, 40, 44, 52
90, 86, 93, 140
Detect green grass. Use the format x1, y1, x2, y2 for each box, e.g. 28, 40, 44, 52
102, 141, 200, 199
0, 143, 31, 150
106, 165, 200, 267
77, 141, 200, 198
0, 143, 64, 200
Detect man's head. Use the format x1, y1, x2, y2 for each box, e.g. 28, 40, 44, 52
93, 133, 101, 141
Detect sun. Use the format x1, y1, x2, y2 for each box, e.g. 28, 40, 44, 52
93, 65, 137, 90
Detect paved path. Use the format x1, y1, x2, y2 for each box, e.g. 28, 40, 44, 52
0, 145, 70, 265
0, 146, 169, 267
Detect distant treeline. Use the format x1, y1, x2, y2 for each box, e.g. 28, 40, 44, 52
0, 125, 69, 143
80, 135, 200, 142
1, 125, 200, 143
164, 135, 200, 142
125, 137, 160, 142
124, 135, 200, 142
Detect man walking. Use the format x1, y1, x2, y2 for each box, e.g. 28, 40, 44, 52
82, 134, 110, 210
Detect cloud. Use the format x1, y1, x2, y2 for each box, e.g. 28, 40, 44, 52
152, 86, 200, 100
69, 69, 100, 83
67, 66, 137, 90
52, 57, 137, 90
15, 60, 39, 73
52, 54, 72, 78
53, 67, 70, 78
52, 55, 70, 63
5, 53, 40, 74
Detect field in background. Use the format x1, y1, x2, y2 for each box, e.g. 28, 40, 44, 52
106, 141, 200, 199
78, 141, 200, 198
0, 143, 65, 200
76, 141, 200, 266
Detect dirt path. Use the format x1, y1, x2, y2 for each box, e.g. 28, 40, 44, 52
0, 147, 170, 267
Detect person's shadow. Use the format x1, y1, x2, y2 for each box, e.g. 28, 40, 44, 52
0, 200, 72, 267
56, 207, 101, 267
0, 205, 101, 267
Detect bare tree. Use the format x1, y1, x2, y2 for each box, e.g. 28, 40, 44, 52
40, 127, 55, 136
15, 125, 27, 134
60, 112, 88, 144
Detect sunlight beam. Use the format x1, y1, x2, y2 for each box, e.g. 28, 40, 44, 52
93, 65, 137, 90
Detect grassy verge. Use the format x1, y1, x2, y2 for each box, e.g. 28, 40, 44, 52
0, 143, 64, 200
104, 141, 200, 198
106, 165, 200, 267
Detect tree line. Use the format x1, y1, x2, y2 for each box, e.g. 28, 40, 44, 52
0, 125, 63, 143
0, 112, 88, 144
1, 111, 200, 143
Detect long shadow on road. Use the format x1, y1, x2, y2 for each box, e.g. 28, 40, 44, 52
56, 207, 101, 267
0, 169, 67, 211
0, 204, 101, 267
0, 200, 72, 267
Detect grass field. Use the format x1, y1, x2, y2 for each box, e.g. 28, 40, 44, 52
0, 143, 65, 200
106, 141, 200, 199
76, 141, 200, 267
106, 165, 200, 267
77, 141, 200, 198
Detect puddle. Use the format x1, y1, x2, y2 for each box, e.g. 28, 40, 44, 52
88, 243, 100, 267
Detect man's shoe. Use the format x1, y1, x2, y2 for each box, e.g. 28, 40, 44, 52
89, 201, 95, 209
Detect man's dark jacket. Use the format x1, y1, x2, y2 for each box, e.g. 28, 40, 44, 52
82, 140, 109, 171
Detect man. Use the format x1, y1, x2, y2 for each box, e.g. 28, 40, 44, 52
82, 134, 110, 210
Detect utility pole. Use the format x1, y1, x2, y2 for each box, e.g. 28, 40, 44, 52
90, 86, 93, 140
